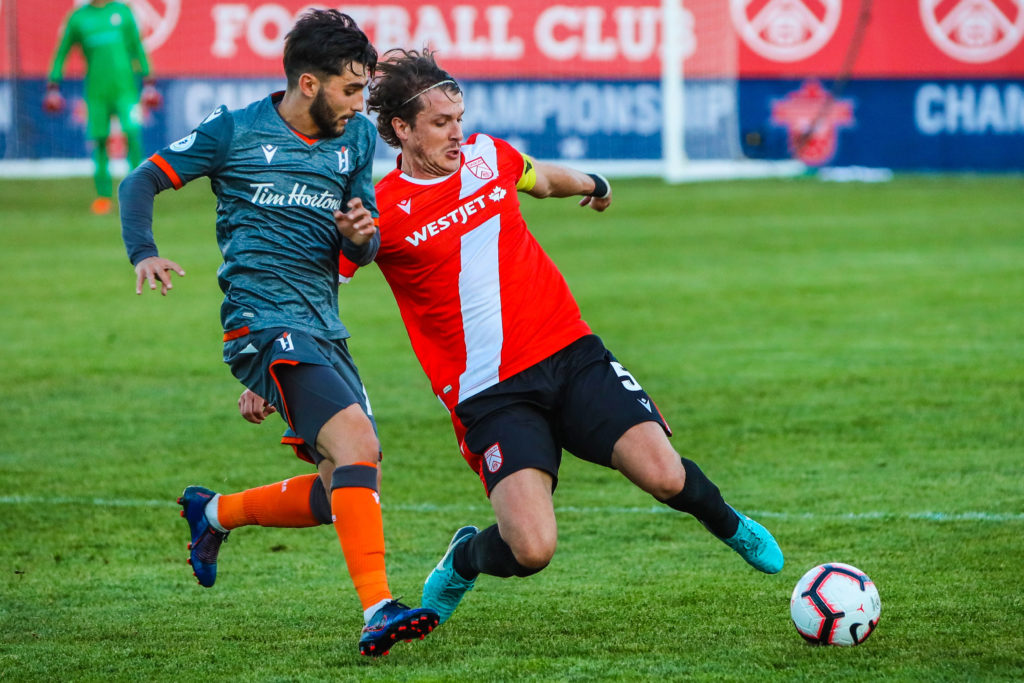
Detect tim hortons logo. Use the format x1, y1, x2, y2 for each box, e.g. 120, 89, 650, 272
771, 80, 854, 166
127, 0, 180, 51
920, 0, 1024, 63
730, 0, 842, 62
249, 182, 343, 210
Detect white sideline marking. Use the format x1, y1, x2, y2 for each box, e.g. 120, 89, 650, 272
0, 495, 1021, 522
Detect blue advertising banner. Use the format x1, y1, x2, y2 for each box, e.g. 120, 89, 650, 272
4, 77, 1022, 171
740, 78, 1024, 171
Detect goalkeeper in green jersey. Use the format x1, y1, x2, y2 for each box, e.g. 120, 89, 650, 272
45, 0, 162, 214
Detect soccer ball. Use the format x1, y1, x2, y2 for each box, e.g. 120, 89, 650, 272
790, 563, 881, 646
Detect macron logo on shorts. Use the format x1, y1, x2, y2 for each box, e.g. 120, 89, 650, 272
484, 443, 503, 473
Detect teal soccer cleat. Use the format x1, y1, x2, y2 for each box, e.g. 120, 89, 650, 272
422, 526, 479, 624
358, 600, 439, 657
177, 485, 228, 587
720, 509, 784, 574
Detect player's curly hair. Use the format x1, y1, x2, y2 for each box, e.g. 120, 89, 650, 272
366, 49, 462, 149
283, 9, 377, 89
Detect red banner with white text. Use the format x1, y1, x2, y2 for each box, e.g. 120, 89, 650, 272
12, 0, 1024, 80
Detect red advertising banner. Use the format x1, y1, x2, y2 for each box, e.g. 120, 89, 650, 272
14, 0, 1024, 79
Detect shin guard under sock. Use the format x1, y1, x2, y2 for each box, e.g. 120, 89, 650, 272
215, 474, 322, 530
453, 524, 543, 579
660, 458, 740, 539
330, 462, 391, 610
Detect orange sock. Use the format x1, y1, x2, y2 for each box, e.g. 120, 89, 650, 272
330, 462, 391, 610
217, 474, 321, 530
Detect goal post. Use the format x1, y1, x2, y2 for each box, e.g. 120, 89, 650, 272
660, 0, 803, 182
661, 0, 687, 181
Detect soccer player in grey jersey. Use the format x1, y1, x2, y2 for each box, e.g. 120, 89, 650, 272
117, 10, 438, 657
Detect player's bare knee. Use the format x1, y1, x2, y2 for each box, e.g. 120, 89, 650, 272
510, 534, 556, 569
315, 406, 380, 466
646, 465, 687, 502
621, 452, 686, 501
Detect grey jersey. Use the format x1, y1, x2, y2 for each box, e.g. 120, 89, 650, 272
126, 92, 379, 340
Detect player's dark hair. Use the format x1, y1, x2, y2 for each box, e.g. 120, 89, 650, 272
366, 49, 462, 149
283, 9, 377, 89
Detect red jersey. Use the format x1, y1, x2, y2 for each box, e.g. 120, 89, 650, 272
375, 134, 591, 412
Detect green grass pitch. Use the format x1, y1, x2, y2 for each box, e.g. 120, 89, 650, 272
1, 175, 1022, 681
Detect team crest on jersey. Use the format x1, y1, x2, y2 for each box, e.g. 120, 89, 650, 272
484, 443, 503, 473
337, 147, 350, 173
466, 157, 495, 180
169, 132, 196, 152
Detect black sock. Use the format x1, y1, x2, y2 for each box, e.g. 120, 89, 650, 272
660, 458, 740, 539
453, 524, 543, 579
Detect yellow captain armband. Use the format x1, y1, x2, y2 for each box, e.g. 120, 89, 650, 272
516, 154, 537, 192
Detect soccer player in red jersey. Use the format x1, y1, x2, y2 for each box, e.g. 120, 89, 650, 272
362, 50, 785, 625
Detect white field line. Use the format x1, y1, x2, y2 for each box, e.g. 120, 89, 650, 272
0, 495, 1021, 523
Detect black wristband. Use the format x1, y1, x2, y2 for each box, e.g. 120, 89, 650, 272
587, 172, 610, 199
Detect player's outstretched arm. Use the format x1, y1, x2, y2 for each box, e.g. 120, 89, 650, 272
120, 162, 181, 295
527, 161, 612, 212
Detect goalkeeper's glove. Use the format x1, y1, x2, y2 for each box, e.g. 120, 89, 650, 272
141, 77, 163, 111
42, 83, 65, 113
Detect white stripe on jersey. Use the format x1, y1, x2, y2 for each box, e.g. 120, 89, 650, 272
457, 214, 503, 402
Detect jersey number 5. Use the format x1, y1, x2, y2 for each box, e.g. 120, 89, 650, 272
611, 362, 642, 392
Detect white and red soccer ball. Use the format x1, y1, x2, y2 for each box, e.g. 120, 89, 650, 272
790, 563, 881, 646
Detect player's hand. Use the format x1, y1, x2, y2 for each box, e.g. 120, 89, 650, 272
42, 84, 65, 114
141, 78, 162, 110
579, 190, 612, 212
134, 256, 185, 296
239, 388, 276, 424
334, 197, 377, 246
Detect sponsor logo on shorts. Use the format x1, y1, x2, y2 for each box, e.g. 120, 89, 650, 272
484, 443, 503, 473
276, 332, 294, 352
638, 398, 652, 412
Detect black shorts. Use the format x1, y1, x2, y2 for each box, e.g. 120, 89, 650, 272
223, 327, 377, 464
453, 335, 671, 495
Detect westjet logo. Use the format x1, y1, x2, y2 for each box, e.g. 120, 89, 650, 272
250, 182, 343, 210
404, 186, 503, 247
